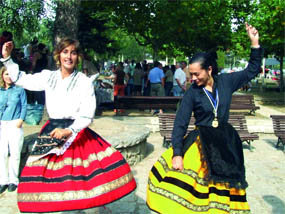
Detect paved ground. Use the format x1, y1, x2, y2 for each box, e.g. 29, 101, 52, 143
0, 108, 284, 213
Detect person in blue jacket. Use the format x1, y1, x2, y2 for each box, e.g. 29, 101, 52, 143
0, 65, 27, 194
147, 23, 262, 213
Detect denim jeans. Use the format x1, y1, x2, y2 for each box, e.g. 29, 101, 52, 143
173, 85, 184, 96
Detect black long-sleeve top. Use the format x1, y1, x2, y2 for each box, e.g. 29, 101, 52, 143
172, 48, 263, 157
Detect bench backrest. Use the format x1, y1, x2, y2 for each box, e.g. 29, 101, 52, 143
158, 114, 195, 136
158, 113, 249, 135
270, 115, 285, 136
230, 94, 259, 109
114, 94, 259, 112
114, 96, 181, 110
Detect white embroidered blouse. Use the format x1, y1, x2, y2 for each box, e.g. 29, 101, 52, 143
2, 57, 96, 134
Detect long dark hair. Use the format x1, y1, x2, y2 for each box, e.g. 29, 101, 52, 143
189, 51, 218, 76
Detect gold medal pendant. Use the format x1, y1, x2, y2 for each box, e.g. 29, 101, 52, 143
212, 118, 219, 128
203, 88, 219, 128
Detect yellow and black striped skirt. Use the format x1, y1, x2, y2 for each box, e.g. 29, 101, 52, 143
147, 137, 250, 214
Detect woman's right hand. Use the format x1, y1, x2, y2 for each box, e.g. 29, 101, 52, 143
172, 156, 184, 171
2, 41, 14, 59
50, 128, 72, 140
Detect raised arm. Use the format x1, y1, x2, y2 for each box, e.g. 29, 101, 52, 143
1, 41, 48, 91
223, 23, 263, 92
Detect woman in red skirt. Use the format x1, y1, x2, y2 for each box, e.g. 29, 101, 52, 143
1, 38, 136, 213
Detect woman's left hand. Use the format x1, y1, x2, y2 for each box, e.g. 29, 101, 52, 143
50, 128, 72, 140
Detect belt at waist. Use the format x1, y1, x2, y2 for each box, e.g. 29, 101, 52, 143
151, 82, 161, 84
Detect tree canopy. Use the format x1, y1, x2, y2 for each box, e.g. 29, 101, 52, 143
0, 0, 284, 90
250, 0, 285, 91
0, 0, 45, 45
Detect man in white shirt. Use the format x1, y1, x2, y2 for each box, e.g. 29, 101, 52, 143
173, 62, 186, 96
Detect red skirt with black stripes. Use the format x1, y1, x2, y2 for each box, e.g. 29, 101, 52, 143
17, 120, 136, 213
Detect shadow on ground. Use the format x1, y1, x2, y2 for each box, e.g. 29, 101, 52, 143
264, 138, 285, 151
145, 142, 155, 158
242, 143, 255, 152
263, 195, 285, 214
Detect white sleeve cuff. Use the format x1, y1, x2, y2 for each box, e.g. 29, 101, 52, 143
67, 117, 93, 133
2, 58, 20, 82
0, 56, 11, 63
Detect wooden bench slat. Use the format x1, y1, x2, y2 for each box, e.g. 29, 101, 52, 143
113, 94, 259, 114
158, 113, 258, 148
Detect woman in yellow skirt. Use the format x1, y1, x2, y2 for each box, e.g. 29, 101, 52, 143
147, 23, 262, 214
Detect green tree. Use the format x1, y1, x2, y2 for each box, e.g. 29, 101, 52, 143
77, 1, 118, 56
109, 0, 236, 59
250, 0, 285, 91
0, 0, 45, 45
113, 31, 146, 62
53, 0, 81, 43
166, 0, 233, 55
110, 0, 171, 60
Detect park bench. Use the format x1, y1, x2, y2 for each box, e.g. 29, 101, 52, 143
230, 94, 260, 115
113, 94, 260, 114
270, 115, 285, 149
158, 113, 259, 149
113, 96, 181, 110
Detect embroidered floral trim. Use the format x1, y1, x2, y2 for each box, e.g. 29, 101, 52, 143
148, 182, 250, 214
26, 146, 117, 170
157, 156, 209, 186
18, 172, 134, 202
47, 70, 58, 89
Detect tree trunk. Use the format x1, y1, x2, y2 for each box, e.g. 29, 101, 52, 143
153, 49, 158, 61
152, 41, 159, 61
53, 0, 81, 45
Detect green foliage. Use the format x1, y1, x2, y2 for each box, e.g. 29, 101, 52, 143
111, 31, 146, 62
217, 50, 226, 69
249, 0, 285, 91
1, 0, 283, 90
0, 0, 45, 43
78, 4, 116, 55
107, 0, 237, 59
250, 0, 285, 59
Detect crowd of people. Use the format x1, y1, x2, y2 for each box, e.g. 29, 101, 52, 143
102, 59, 192, 114
0, 22, 263, 214
105, 59, 191, 98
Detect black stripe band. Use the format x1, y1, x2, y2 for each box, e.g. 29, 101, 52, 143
20, 159, 127, 183
151, 166, 247, 202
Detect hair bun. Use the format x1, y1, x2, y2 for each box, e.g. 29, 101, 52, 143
207, 51, 217, 61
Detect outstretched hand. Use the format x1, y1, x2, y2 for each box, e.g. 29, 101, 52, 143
245, 22, 259, 47
2, 41, 14, 59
